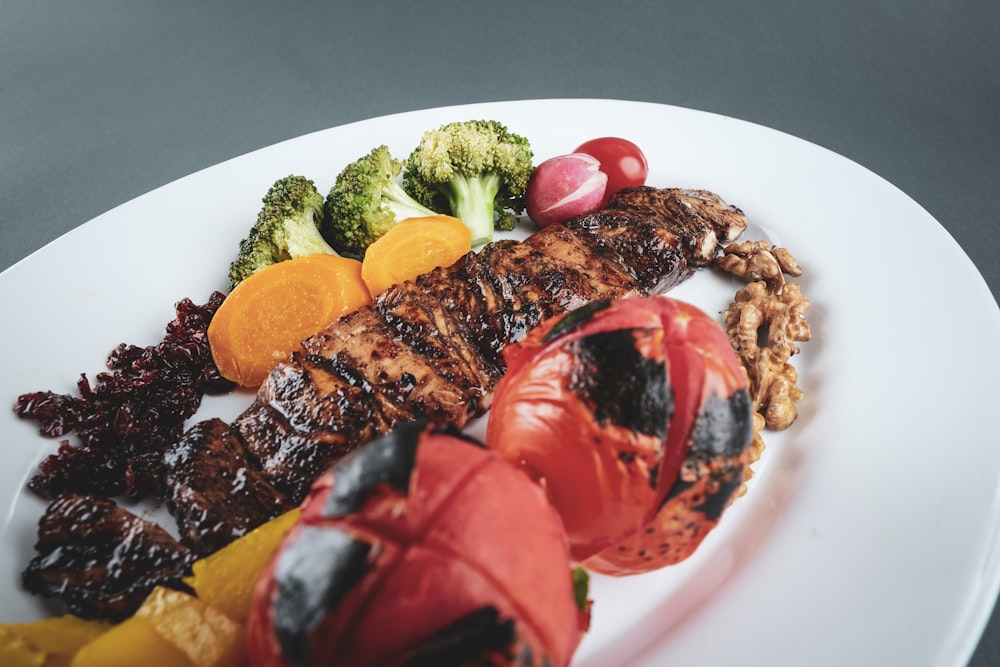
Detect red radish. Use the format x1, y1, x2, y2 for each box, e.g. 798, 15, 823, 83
246, 422, 589, 667
525, 153, 608, 227
487, 296, 754, 573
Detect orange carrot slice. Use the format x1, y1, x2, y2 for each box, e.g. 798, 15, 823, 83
208, 254, 371, 387
361, 215, 472, 297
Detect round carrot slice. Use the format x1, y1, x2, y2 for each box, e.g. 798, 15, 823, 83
361, 215, 472, 297
208, 254, 371, 387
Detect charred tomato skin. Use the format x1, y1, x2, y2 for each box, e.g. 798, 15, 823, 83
487, 296, 753, 573
582, 386, 753, 575
246, 421, 586, 667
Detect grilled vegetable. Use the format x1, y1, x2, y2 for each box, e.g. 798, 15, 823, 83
486, 296, 754, 573
246, 422, 589, 667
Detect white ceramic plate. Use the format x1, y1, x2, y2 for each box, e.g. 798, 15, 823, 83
2, 99, 999, 667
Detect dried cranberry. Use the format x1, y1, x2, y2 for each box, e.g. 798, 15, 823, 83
13, 292, 236, 501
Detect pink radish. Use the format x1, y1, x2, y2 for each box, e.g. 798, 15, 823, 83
525, 153, 608, 228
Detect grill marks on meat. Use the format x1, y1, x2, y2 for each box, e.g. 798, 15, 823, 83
162, 418, 292, 556
236, 188, 747, 501
234, 354, 390, 502
563, 209, 693, 292
21, 494, 195, 621
605, 186, 747, 267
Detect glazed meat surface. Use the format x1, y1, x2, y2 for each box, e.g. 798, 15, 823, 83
236, 188, 747, 501
21, 493, 195, 620
162, 418, 292, 556
605, 186, 747, 267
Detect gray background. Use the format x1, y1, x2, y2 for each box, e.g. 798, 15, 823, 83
3, 1, 999, 664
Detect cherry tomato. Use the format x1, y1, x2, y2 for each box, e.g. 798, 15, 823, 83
574, 137, 649, 206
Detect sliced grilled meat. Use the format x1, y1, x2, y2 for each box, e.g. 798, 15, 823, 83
562, 209, 692, 292
606, 186, 747, 267
21, 493, 194, 621
235, 188, 747, 501
234, 352, 394, 501
162, 418, 292, 556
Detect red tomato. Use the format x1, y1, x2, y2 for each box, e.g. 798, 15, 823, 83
486, 297, 754, 573
574, 137, 649, 206
246, 422, 588, 667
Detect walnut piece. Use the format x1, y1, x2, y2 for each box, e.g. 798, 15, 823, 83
718, 240, 803, 289
720, 242, 811, 432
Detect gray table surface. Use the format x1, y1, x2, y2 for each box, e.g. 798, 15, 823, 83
2, 0, 998, 664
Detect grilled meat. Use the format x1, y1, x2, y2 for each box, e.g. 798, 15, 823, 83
21, 493, 195, 620
162, 418, 292, 556
605, 186, 747, 267
236, 187, 747, 501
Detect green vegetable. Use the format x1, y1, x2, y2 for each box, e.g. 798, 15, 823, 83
572, 566, 590, 612
323, 145, 438, 259
228, 175, 336, 289
402, 119, 534, 246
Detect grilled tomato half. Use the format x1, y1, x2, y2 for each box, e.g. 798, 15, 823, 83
486, 296, 754, 574
246, 421, 588, 667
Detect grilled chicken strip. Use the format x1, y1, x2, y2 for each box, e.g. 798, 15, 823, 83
236, 187, 747, 501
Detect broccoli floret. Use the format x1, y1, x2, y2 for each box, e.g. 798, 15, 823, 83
402, 119, 534, 246
228, 175, 335, 288
323, 145, 438, 258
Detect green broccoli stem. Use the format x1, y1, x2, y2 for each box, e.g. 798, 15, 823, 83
383, 180, 437, 221
445, 173, 502, 247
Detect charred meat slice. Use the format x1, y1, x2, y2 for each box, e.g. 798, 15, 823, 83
375, 286, 497, 409
303, 307, 476, 426
404, 248, 511, 372
21, 493, 194, 621
408, 240, 531, 365
563, 209, 692, 292
162, 418, 292, 556
513, 224, 641, 312
606, 187, 747, 267
236, 354, 392, 501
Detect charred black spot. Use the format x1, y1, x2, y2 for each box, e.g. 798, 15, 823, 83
322, 420, 424, 518
568, 329, 671, 438
507, 302, 545, 345
307, 352, 373, 391
691, 468, 745, 522
399, 606, 521, 667
542, 299, 613, 342
274, 526, 372, 667
662, 463, 746, 522
663, 478, 694, 504
688, 388, 753, 459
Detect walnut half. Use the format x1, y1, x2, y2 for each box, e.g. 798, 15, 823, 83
719, 242, 811, 432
